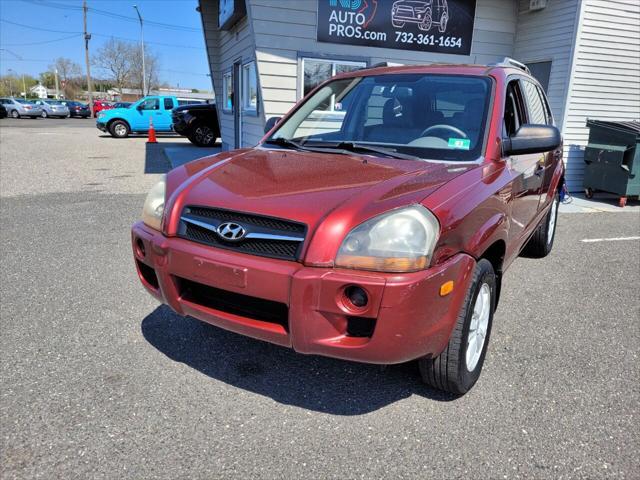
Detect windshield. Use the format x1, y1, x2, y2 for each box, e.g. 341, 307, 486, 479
268, 74, 492, 161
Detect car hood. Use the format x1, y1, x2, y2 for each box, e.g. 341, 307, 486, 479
99, 107, 127, 117
170, 147, 477, 236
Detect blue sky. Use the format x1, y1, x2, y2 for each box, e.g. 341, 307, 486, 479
0, 0, 212, 90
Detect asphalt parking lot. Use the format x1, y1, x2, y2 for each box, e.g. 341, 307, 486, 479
1, 118, 639, 479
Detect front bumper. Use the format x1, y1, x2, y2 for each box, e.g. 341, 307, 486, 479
96, 121, 107, 132
132, 222, 476, 364
171, 115, 191, 135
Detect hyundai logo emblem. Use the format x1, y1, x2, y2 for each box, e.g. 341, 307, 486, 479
216, 222, 247, 242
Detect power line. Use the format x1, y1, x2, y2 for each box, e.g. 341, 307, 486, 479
21, 0, 201, 33
2, 33, 81, 46
0, 18, 205, 50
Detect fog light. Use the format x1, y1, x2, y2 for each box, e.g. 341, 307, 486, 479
345, 285, 368, 308
135, 237, 146, 258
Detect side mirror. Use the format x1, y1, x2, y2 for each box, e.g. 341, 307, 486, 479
503, 124, 561, 156
264, 116, 281, 134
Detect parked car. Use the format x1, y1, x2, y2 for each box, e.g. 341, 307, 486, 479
32, 99, 70, 118
93, 100, 114, 117
97, 95, 191, 138
131, 61, 563, 394
63, 101, 91, 118
0, 98, 42, 118
113, 102, 132, 109
172, 103, 220, 147
392, 0, 449, 32
0, 103, 6, 119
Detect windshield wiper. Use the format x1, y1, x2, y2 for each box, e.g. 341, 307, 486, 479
328, 141, 424, 161
263, 137, 307, 150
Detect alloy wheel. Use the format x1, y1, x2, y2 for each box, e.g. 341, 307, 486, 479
466, 283, 491, 371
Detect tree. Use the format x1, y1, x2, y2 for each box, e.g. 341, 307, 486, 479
39, 71, 56, 89
130, 46, 160, 96
92, 38, 135, 95
49, 57, 82, 83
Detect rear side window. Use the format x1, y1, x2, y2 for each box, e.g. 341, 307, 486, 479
522, 80, 547, 125
163, 98, 174, 110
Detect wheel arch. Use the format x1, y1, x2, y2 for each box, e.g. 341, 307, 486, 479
107, 117, 130, 131
479, 239, 506, 308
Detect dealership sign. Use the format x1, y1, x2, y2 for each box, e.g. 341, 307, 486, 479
317, 0, 476, 55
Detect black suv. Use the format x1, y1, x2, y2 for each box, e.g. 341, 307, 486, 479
171, 103, 220, 147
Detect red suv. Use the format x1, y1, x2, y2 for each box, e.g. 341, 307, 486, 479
132, 60, 563, 394
92, 100, 113, 117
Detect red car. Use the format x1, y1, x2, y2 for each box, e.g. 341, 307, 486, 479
92, 100, 113, 117
132, 60, 563, 394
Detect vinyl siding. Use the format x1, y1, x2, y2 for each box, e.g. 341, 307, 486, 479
513, 0, 579, 128
199, 0, 260, 149
562, 0, 640, 191
249, 0, 519, 123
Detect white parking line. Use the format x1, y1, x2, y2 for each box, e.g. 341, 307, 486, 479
581, 236, 640, 243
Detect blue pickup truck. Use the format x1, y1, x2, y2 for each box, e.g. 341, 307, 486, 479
96, 95, 204, 138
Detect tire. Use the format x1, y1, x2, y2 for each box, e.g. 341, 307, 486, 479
584, 187, 594, 199
41, 110, 48, 118
521, 190, 559, 258
10, 110, 19, 119
419, 258, 496, 395
392, 18, 405, 28
109, 120, 130, 138
188, 123, 218, 147
418, 13, 432, 31
438, 13, 448, 33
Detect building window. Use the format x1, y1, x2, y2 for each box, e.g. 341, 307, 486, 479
301, 57, 366, 105
242, 61, 258, 113
222, 71, 233, 113
525, 61, 552, 93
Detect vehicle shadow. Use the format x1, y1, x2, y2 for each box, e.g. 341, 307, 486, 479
141, 305, 457, 415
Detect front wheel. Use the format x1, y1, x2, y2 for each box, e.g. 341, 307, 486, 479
41, 111, 48, 118
10, 110, 20, 118
419, 259, 496, 395
188, 124, 218, 147
521, 190, 559, 258
109, 120, 130, 138
418, 13, 432, 31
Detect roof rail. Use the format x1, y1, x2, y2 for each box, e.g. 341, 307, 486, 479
489, 57, 531, 74
361, 61, 405, 70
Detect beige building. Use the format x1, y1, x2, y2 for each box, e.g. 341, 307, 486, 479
198, 0, 640, 191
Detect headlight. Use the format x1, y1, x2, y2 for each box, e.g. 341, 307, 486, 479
335, 205, 440, 273
142, 176, 166, 231
97, 112, 105, 118
180, 109, 189, 114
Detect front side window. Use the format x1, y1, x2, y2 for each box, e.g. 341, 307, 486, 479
269, 73, 492, 162
242, 61, 258, 112
222, 71, 233, 112
139, 98, 159, 110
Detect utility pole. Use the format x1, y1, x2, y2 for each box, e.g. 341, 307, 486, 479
22, 74, 26, 99
54, 68, 60, 99
83, 0, 94, 115
133, 5, 147, 97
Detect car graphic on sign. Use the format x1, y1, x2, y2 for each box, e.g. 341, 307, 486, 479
391, 0, 449, 32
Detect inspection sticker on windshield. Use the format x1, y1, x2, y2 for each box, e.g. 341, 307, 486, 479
448, 138, 471, 150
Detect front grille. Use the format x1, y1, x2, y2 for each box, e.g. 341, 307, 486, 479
179, 206, 306, 261
177, 277, 289, 330
187, 207, 305, 234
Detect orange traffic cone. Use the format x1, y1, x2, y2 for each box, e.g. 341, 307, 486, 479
147, 116, 157, 144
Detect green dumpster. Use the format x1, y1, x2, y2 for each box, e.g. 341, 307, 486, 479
583, 119, 640, 207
